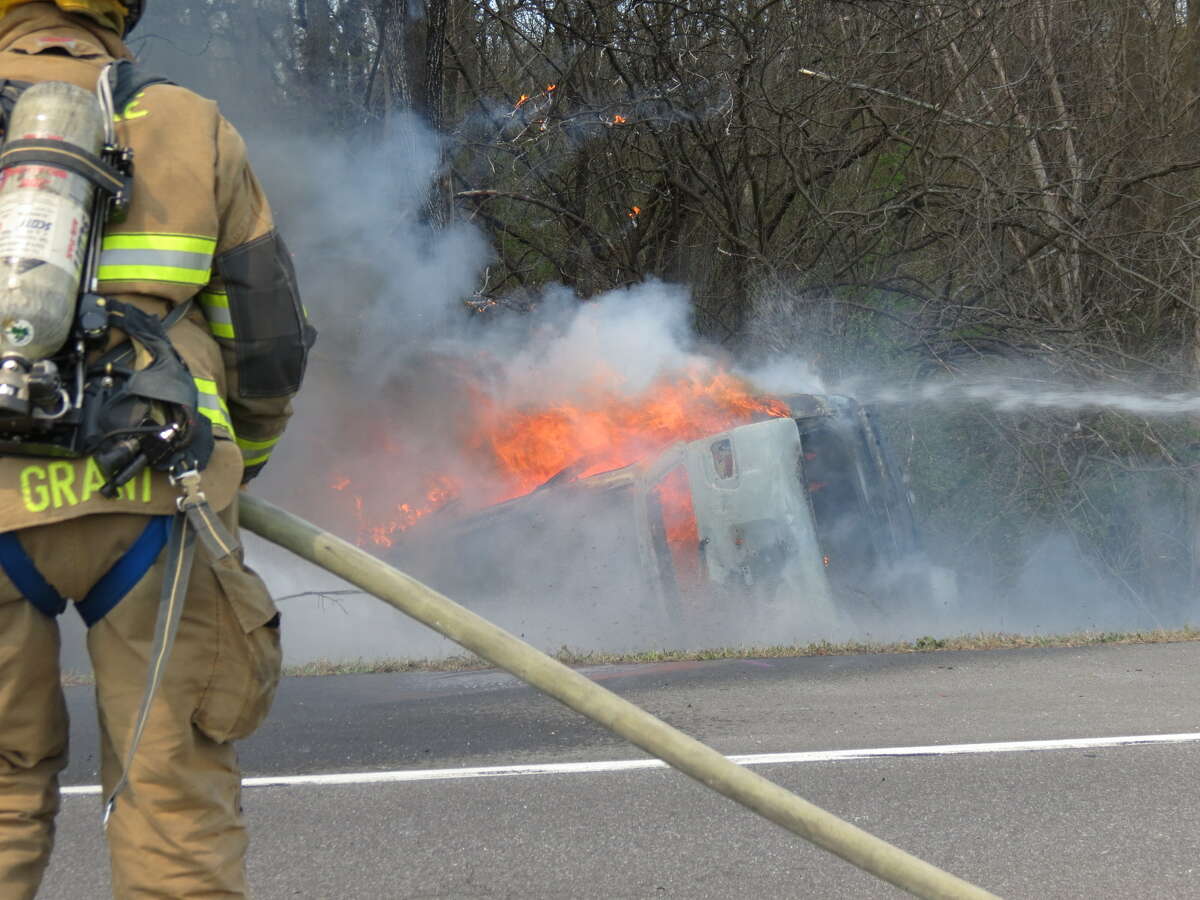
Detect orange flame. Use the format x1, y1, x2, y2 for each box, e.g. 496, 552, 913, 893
610, 114, 627, 125
478, 361, 789, 501
337, 474, 460, 548
331, 360, 789, 549
547, 84, 557, 92
627, 206, 641, 218
655, 466, 702, 588
515, 94, 530, 109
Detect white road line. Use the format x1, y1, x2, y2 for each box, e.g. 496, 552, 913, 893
60, 731, 1200, 796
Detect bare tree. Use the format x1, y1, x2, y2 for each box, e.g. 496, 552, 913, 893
153, 0, 1200, 598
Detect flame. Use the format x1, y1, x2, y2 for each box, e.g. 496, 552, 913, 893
627, 206, 641, 218
336, 474, 460, 548
477, 361, 790, 501
511, 86, 556, 121
330, 360, 789, 550
610, 114, 627, 125
655, 466, 703, 590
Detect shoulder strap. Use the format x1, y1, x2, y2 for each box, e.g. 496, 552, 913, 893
0, 63, 175, 137
0, 79, 31, 137
109, 59, 175, 110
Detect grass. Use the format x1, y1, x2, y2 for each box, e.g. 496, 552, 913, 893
282, 657, 487, 676
58, 626, 1200, 685
280, 625, 1200, 677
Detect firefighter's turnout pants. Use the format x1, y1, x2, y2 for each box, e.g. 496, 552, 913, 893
0, 501, 282, 899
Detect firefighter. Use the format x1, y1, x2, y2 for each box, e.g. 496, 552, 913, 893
0, 1, 313, 897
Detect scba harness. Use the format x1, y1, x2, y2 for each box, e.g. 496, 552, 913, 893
0, 62, 240, 823
0, 60, 213, 495
0, 511, 170, 624
0, 61, 231, 610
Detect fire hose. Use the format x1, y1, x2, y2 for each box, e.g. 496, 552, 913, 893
238, 494, 1000, 900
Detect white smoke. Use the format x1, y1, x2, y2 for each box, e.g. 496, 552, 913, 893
503, 281, 696, 399
69, 4, 1190, 674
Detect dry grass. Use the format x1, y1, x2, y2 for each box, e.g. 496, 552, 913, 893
282, 656, 490, 677
277, 626, 1200, 677
58, 626, 1200, 685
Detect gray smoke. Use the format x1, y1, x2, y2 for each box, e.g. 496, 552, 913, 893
51, 8, 1195, 676
126, 9, 838, 663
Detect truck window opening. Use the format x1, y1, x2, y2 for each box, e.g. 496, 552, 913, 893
798, 423, 879, 593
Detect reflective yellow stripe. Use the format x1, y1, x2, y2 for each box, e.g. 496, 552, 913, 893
98, 264, 211, 285
193, 377, 234, 437
237, 434, 280, 451
197, 407, 232, 434
198, 291, 235, 339
99, 234, 215, 286
236, 434, 279, 468
101, 234, 217, 254
199, 292, 230, 308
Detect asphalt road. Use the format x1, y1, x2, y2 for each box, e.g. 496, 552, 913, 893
37, 641, 1200, 898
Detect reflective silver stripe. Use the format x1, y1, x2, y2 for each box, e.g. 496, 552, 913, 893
197, 292, 234, 339
103, 234, 216, 254
98, 248, 213, 271
193, 377, 234, 437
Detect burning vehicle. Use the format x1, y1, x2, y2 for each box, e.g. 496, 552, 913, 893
385, 390, 930, 640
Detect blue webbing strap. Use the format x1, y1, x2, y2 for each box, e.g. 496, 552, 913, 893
76, 515, 172, 628
0, 532, 67, 618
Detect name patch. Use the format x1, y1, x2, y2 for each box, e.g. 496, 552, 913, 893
19, 459, 152, 512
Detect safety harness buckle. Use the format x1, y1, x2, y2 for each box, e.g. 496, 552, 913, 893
169, 466, 239, 562
169, 463, 199, 488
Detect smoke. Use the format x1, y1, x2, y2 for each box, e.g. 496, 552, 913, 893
843, 371, 1195, 642
44, 8, 1189, 676
743, 284, 1200, 643
128, 8, 830, 661
504, 283, 695, 397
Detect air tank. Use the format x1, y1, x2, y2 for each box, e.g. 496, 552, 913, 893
0, 81, 105, 362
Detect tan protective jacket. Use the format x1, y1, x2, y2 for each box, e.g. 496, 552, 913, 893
0, 3, 312, 531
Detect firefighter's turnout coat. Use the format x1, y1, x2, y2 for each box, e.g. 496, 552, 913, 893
0, 5, 312, 899
0, 4, 312, 531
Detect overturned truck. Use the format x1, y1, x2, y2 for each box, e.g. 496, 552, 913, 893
398, 395, 932, 641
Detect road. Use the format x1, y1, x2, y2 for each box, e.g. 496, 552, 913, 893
38, 641, 1200, 898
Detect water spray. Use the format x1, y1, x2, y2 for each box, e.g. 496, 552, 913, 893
844, 379, 1200, 418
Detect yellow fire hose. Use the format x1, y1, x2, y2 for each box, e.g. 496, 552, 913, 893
239, 494, 1000, 900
